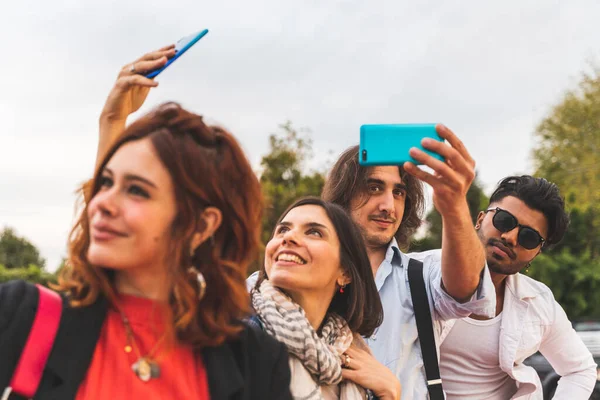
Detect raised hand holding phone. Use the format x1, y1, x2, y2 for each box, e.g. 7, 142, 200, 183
403, 124, 476, 216
358, 123, 475, 214
144, 29, 209, 78
97, 45, 175, 167
101, 45, 175, 124
404, 124, 484, 301
98, 29, 209, 167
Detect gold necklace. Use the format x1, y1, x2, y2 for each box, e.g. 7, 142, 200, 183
120, 310, 166, 382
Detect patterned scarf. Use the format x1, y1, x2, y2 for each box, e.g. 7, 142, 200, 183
251, 280, 366, 400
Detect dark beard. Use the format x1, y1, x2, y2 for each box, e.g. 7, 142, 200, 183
486, 255, 528, 276
477, 230, 528, 275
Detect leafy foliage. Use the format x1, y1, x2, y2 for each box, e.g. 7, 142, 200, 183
0, 264, 57, 286
527, 67, 600, 317
0, 227, 46, 269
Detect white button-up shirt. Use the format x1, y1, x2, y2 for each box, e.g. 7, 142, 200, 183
441, 273, 596, 399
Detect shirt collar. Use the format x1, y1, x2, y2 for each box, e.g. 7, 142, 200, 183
374, 238, 403, 291
505, 273, 540, 300
385, 238, 402, 266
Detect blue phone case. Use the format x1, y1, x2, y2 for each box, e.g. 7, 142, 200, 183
145, 29, 209, 79
359, 124, 445, 166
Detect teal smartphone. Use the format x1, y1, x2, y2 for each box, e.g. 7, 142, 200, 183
358, 124, 445, 166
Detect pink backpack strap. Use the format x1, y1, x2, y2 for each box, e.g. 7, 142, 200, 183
2, 284, 63, 400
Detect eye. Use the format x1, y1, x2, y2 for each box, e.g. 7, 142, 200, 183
368, 185, 382, 193
276, 225, 289, 235
307, 228, 323, 238
393, 189, 406, 197
98, 176, 113, 189
128, 184, 150, 198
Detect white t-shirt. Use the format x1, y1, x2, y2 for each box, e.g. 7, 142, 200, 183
440, 313, 518, 400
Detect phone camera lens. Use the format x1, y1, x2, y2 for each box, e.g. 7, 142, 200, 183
362, 150, 367, 161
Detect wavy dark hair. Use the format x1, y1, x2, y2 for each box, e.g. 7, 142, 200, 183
321, 145, 425, 250
57, 102, 263, 348
257, 197, 383, 337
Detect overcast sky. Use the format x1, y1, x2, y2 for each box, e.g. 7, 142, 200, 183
1, 0, 598, 271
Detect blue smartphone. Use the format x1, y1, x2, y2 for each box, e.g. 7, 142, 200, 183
359, 124, 445, 166
145, 29, 209, 78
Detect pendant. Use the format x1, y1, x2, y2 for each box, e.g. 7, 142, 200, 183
132, 358, 160, 382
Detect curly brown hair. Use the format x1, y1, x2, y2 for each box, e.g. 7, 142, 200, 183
56, 103, 263, 348
321, 145, 425, 250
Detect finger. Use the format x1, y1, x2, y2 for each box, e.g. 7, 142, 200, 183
340, 354, 358, 370
343, 347, 367, 361
420, 138, 473, 178
436, 124, 475, 168
408, 148, 460, 185
120, 57, 168, 77
133, 58, 168, 75
341, 368, 361, 382
157, 44, 176, 52
137, 47, 177, 62
403, 162, 441, 187
115, 74, 159, 90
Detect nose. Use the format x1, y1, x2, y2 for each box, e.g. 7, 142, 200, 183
378, 190, 395, 215
500, 226, 519, 247
282, 228, 299, 246
90, 188, 119, 218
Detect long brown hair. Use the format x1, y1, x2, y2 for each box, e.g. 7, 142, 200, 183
57, 103, 263, 348
321, 145, 425, 250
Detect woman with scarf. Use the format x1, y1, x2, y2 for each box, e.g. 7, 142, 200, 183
251, 197, 402, 400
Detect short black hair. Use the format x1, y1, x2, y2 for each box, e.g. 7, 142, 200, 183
258, 197, 383, 337
489, 175, 569, 248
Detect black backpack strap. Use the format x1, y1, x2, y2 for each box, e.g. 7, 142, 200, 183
407, 258, 444, 400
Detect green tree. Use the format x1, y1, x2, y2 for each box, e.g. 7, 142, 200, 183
532, 66, 600, 259
412, 175, 488, 251
526, 250, 600, 319
533, 66, 600, 210
529, 65, 600, 317
251, 122, 326, 274
0, 227, 46, 269
0, 264, 57, 286
0, 227, 57, 286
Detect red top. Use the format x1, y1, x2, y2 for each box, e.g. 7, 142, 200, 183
75, 294, 210, 400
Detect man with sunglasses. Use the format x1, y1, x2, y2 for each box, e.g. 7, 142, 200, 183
439, 175, 596, 399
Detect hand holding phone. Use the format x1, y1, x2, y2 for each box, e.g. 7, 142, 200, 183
145, 29, 209, 78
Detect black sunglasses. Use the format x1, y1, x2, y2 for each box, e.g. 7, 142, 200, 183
484, 207, 545, 250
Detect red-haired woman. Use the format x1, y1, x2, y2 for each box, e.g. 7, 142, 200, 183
0, 47, 292, 400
